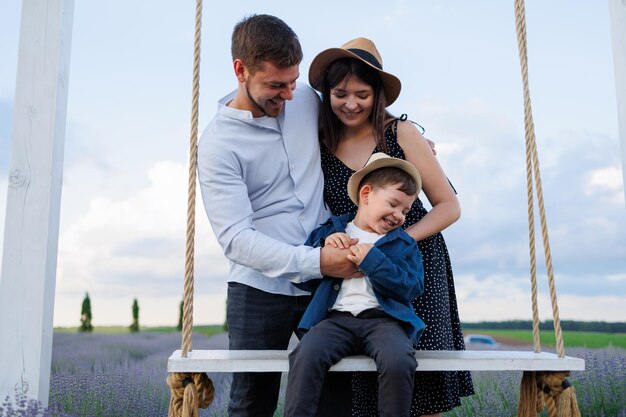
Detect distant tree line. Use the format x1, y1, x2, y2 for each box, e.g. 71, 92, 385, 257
77, 292, 625, 334
462, 320, 626, 333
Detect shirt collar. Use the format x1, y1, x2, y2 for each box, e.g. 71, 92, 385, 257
218, 89, 284, 132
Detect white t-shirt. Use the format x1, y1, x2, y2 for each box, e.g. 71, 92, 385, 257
331, 221, 386, 315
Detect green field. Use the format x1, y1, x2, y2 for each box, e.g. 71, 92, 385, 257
54, 324, 225, 338
52, 325, 626, 349
468, 329, 626, 349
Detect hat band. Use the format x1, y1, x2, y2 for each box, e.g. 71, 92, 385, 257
347, 48, 382, 70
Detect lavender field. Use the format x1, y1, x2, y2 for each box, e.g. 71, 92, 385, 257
1, 331, 625, 416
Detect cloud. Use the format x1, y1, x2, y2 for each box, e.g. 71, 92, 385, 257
425, 99, 626, 300
456, 273, 626, 323
54, 160, 230, 325
587, 166, 624, 190
445, 113, 626, 316
584, 166, 625, 204
455, 273, 543, 323
607, 273, 626, 282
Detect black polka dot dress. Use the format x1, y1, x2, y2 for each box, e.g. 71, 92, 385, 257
320, 118, 475, 416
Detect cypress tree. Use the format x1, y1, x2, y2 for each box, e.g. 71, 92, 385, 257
79, 292, 93, 332
129, 298, 139, 332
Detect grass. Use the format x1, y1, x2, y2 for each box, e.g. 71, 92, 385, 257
53, 326, 626, 350
53, 324, 225, 338
467, 329, 626, 349
53, 326, 626, 349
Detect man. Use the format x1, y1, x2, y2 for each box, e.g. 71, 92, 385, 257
197, 14, 357, 417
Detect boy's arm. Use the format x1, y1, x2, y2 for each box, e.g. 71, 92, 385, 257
356, 242, 424, 304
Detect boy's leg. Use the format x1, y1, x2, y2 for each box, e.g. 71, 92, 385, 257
285, 313, 359, 417
315, 372, 352, 417
362, 317, 416, 417
226, 282, 309, 417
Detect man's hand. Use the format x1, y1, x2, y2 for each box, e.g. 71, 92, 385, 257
320, 243, 363, 279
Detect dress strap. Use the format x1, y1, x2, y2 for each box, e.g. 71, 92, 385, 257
390, 114, 426, 135
389, 115, 404, 137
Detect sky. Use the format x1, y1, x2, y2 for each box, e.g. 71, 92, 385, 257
1, 1, 625, 328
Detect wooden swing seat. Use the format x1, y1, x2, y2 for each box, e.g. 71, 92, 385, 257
168, 349, 585, 373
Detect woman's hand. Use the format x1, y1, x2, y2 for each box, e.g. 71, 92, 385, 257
425, 137, 437, 155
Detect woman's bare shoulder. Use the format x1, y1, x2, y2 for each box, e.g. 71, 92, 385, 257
397, 119, 428, 148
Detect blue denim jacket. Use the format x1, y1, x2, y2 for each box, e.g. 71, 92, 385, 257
296, 213, 426, 346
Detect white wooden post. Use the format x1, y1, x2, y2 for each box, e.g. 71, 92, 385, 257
0, 0, 74, 407
609, 0, 626, 203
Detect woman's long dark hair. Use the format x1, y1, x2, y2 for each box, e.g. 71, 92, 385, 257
319, 58, 393, 153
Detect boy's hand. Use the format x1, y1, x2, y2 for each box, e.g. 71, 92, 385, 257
324, 232, 356, 249
320, 246, 363, 278
347, 243, 374, 265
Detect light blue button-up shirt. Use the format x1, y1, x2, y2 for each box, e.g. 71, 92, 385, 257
198, 84, 330, 296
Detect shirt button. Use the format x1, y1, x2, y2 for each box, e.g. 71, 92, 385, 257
290, 164, 295, 170
333, 284, 340, 291
327, 307, 332, 312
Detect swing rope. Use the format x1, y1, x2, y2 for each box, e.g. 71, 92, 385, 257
181, 0, 202, 361
166, 1, 214, 415
513, 1, 580, 415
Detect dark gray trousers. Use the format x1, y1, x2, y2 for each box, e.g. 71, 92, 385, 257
226, 282, 310, 417
284, 311, 416, 417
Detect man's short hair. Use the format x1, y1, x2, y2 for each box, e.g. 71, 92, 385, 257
231, 14, 303, 73
359, 167, 418, 199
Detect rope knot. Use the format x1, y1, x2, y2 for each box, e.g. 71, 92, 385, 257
166, 372, 214, 417
540, 371, 571, 396
517, 371, 580, 417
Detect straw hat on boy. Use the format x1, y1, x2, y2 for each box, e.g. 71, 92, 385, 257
347, 152, 422, 205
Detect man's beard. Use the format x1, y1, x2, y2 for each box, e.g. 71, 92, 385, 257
245, 79, 280, 118
245, 81, 269, 117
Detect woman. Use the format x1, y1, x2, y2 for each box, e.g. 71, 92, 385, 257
308, 37, 475, 417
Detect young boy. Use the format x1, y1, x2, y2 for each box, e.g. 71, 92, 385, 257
284, 153, 426, 417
